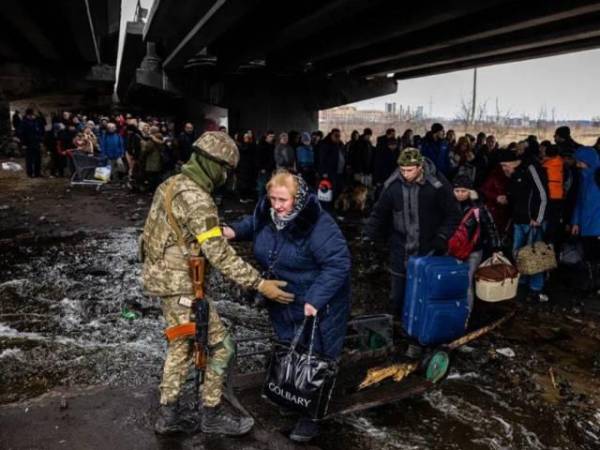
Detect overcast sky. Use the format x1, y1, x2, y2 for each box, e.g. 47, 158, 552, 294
121, 1, 600, 121
351, 49, 600, 121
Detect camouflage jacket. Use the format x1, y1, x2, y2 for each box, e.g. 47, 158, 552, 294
141, 174, 261, 296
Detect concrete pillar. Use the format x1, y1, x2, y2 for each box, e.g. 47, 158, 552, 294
225, 76, 318, 135
139, 42, 162, 72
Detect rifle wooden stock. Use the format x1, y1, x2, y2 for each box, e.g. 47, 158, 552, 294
188, 256, 206, 300
195, 342, 208, 370
189, 256, 208, 370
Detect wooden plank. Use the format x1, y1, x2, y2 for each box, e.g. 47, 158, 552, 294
328, 378, 432, 417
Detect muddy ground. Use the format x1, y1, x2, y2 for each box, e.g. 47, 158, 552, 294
1, 157, 600, 450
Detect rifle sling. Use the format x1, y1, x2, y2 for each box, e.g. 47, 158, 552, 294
164, 178, 189, 257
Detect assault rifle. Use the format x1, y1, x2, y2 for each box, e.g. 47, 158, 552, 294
189, 256, 208, 383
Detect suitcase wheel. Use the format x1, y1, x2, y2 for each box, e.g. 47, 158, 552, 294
425, 351, 450, 384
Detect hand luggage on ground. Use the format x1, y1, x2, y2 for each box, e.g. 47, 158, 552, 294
94, 166, 111, 182
559, 239, 584, 267
403, 255, 470, 346
475, 253, 519, 302
516, 231, 557, 275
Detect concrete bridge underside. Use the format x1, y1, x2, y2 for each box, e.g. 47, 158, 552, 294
116, 0, 600, 132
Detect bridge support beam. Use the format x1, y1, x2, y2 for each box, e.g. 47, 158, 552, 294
224, 74, 396, 134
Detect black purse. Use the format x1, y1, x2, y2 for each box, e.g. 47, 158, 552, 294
262, 316, 338, 420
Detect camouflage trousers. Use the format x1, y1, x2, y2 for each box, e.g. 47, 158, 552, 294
159, 295, 234, 407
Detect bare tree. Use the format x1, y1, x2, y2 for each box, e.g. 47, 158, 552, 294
492, 98, 512, 141
536, 104, 549, 139
456, 97, 473, 131
455, 96, 488, 133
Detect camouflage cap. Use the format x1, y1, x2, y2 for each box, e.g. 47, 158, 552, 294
397, 147, 424, 166
193, 131, 240, 168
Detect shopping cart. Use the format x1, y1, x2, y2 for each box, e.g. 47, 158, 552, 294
70, 150, 108, 191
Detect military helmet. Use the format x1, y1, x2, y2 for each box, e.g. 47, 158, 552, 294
397, 147, 424, 166
193, 131, 240, 168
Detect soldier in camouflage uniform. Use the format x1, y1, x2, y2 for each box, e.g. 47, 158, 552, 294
141, 131, 294, 435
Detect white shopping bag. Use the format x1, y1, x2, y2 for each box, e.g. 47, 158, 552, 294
94, 166, 112, 182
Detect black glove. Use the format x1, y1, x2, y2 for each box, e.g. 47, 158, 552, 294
431, 236, 448, 255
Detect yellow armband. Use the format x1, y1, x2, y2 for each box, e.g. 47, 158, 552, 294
196, 227, 222, 244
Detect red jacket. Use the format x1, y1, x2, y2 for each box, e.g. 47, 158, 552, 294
479, 166, 510, 234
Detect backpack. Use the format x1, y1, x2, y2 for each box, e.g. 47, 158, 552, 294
448, 208, 481, 260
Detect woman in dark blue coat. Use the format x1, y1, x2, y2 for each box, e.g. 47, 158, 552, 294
224, 170, 351, 442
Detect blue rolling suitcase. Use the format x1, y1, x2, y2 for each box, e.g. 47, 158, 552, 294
403, 255, 470, 346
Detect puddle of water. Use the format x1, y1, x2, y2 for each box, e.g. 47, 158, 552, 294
0, 229, 270, 404
1, 223, 599, 450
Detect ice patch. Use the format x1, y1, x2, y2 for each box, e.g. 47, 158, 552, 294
0, 348, 24, 359
447, 371, 480, 381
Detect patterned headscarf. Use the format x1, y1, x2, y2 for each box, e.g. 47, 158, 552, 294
270, 174, 309, 230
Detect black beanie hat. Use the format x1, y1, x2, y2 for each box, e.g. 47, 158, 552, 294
431, 123, 444, 134
452, 175, 473, 189
497, 149, 520, 162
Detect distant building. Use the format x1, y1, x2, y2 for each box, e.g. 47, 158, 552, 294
415, 106, 424, 120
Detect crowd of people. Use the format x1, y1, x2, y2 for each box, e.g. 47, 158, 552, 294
9, 107, 600, 442
136, 124, 599, 442
10, 108, 600, 304
10, 109, 227, 191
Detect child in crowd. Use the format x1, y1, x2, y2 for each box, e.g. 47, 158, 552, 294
451, 175, 501, 310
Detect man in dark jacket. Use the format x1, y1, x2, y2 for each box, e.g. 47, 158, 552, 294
176, 122, 196, 164
373, 131, 400, 186
18, 108, 44, 177
255, 131, 276, 196
318, 128, 345, 198
365, 148, 461, 317
350, 128, 374, 186
554, 125, 581, 158
256, 131, 275, 173
499, 149, 549, 302
421, 123, 451, 177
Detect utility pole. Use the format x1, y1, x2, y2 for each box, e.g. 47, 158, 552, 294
470, 67, 478, 125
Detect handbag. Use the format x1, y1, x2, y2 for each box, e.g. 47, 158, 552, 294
559, 239, 584, 266
262, 316, 338, 420
516, 229, 557, 275
115, 157, 126, 173
475, 253, 520, 302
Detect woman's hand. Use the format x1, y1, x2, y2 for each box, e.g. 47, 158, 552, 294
222, 226, 236, 240
304, 303, 318, 317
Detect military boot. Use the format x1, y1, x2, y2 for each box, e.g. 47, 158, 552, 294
155, 403, 185, 435
201, 403, 254, 435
